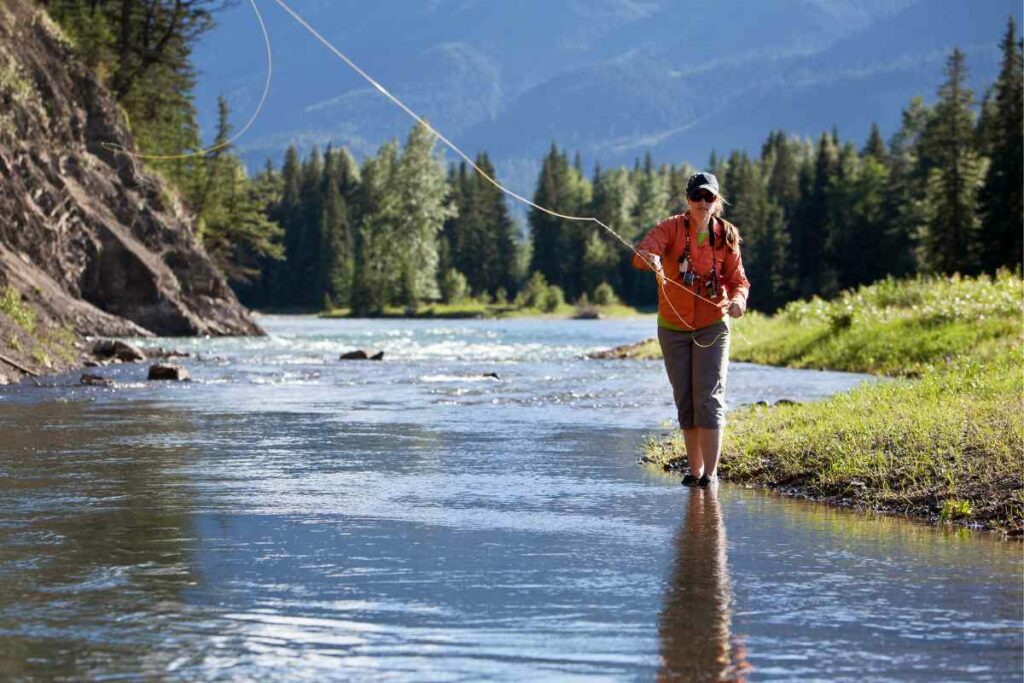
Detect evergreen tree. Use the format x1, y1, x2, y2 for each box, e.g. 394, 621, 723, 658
979, 17, 1024, 272
46, 1, 226, 189
529, 144, 589, 299
193, 98, 283, 288
292, 147, 324, 306
722, 153, 766, 300
881, 97, 931, 277
863, 123, 888, 163
235, 159, 284, 307
792, 133, 838, 297
590, 166, 635, 297
201, 162, 284, 286
822, 141, 861, 295
320, 146, 353, 308
268, 145, 303, 308
826, 139, 892, 292
191, 94, 231, 226
761, 130, 802, 216
441, 162, 471, 279
918, 49, 987, 274
631, 152, 669, 242
465, 153, 517, 296
847, 147, 891, 287
666, 164, 696, 215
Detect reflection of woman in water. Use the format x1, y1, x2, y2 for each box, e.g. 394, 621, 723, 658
658, 487, 749, 681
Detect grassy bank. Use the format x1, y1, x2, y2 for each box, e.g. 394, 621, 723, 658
320, 301, 652, 320
640, 272, 1024, 535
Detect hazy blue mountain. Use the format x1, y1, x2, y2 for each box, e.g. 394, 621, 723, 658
192, 0, 1021, 197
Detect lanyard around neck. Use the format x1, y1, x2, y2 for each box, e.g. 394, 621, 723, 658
684, 215, 716, 252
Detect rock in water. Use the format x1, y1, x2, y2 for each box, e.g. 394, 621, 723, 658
92, 339, 145, 362
80, 373, 113, 387
148, 364, 190, 381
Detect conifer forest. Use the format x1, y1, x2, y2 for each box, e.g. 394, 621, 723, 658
43, 1, 1024, 315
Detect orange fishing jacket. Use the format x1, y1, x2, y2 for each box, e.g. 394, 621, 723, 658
632, 212, 750, 331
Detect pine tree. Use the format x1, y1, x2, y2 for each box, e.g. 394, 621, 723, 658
291, 147, 325, 307
666, 164, 695, 216
466, 153, 517, 296
631, 151, 669, 241
863, 123, 888, 163
761, 130, 802, 216
321, 147, 353, 308
822, 141, 861, 295
236, 159, 284, 307
187, 97, 284, 290
530, 145, 575, 294
590, 166, 635, 298
265, 146, 301, 308
979, 17, 1024, 273
880, 97, 931, 277
191, 95, 232, 227
202, 162, 284, 286
441, 162, 471, 279
792, 133, 838, 297
918, 49, 987, 274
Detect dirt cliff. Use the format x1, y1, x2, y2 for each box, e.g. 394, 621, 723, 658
0, 0, 263, 384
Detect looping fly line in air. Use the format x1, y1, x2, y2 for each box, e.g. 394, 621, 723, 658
104, 0, 735, 340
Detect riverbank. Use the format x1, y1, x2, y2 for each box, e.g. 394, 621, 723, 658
636, 272, 1024, 535
319, 302, 654, 320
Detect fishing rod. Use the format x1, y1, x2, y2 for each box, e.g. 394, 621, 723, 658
99, 0, 736, 343
267, 0, 735, 341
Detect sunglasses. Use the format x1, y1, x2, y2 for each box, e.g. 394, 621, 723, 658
687, 190, 717, 203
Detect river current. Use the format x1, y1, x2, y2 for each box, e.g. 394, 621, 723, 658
1, 316, 1020, 681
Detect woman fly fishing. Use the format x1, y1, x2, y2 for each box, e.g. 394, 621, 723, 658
634, 172, 750, 487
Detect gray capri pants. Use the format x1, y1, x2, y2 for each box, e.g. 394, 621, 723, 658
657, 320, 730, 429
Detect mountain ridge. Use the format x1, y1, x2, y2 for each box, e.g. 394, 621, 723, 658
192, 0, 1020, 195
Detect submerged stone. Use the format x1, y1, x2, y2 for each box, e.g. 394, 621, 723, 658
148, 364, 190, 381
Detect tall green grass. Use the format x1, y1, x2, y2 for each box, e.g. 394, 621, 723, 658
731, 271, 1022, 376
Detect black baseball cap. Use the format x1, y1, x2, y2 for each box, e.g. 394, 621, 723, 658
686, 172, 719, 197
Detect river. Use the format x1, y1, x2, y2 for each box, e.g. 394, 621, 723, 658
1, 316, 1020, 681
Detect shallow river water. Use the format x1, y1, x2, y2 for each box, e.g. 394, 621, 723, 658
1, 316, 1020, 681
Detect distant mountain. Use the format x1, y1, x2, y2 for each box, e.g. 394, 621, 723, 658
192, 0, 1021, 197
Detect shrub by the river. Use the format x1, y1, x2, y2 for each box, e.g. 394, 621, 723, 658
592, 282, 619, 306
541, 285, 565, 313
440, 268, 469, 304
516, 271, 550, 309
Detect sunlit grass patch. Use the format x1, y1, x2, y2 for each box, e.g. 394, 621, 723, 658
731, 270, 1023, 376
0, 287, 37, 334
